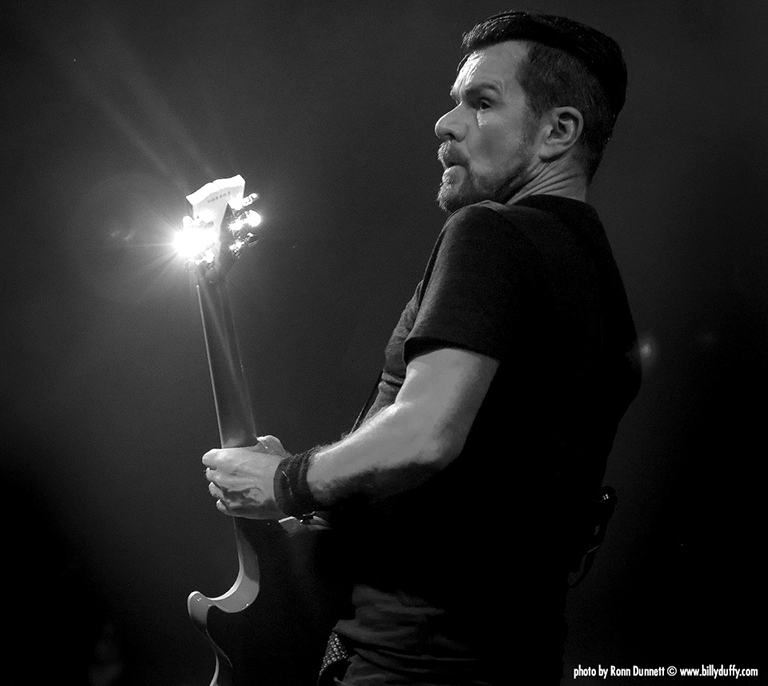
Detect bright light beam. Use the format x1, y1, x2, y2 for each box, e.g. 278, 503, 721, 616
174, 212, 218, 263
173, 204, 262, 266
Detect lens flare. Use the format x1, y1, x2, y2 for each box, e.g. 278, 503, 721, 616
174, 215, 218, 262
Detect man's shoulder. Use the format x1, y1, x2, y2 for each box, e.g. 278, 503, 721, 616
482, 195, 596, 223
429, 202, 552, 278
441, 200, 536, 234
439, 199, 570, 250
445, 195, 592, 229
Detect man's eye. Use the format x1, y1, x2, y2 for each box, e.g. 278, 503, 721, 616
478, 99, 491, 110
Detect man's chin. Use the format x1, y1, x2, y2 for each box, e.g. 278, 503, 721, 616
437, 182, 479, 213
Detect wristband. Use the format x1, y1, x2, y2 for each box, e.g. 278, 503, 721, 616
273, 450, 324, 518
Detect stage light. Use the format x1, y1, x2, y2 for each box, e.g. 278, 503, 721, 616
174, 213, 217, 264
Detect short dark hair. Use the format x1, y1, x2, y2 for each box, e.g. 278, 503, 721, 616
462, 10, 627, 180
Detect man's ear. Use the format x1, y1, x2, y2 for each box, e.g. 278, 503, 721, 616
538, 106, 584, 161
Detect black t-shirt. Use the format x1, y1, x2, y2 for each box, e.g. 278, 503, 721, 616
334, 195, 641, 682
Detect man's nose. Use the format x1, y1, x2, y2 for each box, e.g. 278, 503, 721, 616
435, 105, 465, 141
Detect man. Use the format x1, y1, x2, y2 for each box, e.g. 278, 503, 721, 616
204, 10, 641, 685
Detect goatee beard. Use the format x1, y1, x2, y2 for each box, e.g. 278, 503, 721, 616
437, 167, 527, 213
437, 177, 475, 213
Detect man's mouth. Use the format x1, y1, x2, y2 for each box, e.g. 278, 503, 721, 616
441, 165, 465, 185
438, 144, 466, 170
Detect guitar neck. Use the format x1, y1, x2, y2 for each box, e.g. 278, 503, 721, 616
197, 274, 259, 449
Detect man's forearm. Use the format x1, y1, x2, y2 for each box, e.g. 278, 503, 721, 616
306, 398, 458, 507
279, 347, 497, 513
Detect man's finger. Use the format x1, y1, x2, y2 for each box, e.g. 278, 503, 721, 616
202, 448, 222, 467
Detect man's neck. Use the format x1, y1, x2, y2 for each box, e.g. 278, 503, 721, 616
505, 162, 588, 205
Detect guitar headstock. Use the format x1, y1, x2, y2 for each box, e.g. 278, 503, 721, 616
176, 175, 263, 282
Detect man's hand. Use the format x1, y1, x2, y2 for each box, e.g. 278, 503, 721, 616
203, 435, 290, 519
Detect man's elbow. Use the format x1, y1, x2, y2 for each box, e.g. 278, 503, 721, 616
396, 401, 467, 473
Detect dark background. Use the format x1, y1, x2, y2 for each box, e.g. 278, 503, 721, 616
2, 1, 765, 684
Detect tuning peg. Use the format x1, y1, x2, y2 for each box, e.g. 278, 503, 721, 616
229, 193, 259, 212
228, 210, 262, 234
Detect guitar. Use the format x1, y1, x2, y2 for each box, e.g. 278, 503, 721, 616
180, 177, 346, 686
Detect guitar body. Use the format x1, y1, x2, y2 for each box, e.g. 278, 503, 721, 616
190, 519, 348, 686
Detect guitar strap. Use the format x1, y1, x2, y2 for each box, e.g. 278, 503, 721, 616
351, 375, 382, 432
567, 485, 618, 588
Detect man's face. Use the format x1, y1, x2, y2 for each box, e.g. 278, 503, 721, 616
436, 41, 540, 212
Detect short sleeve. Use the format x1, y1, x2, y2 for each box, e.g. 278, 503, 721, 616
404, 205, 547, 364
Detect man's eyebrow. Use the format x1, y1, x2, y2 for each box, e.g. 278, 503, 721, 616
449, 81, 503, 102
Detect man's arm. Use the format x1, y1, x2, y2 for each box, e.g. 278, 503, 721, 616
307, 346, 498, 506
203, 346, 498, 518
